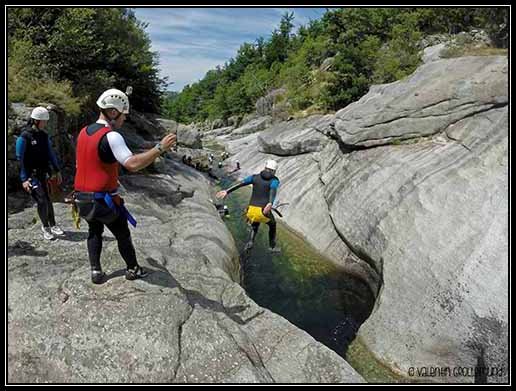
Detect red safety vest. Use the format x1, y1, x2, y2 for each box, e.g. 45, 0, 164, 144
74, 125, 119, 192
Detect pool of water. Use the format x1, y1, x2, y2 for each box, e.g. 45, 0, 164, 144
218, 178, 373, 355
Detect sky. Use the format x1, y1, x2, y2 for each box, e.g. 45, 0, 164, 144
132, 7, 332, 92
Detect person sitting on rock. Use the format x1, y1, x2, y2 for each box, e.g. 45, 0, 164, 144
16, 107, 65, 241
216, 159, 281, 253
74, 88, 176, 284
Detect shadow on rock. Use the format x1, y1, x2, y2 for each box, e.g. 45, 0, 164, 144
145, 257, 253, 325
105, 268, 127, 281
8, 241, 48, 257
121, 176, 194, 207
57, 231, 116, 243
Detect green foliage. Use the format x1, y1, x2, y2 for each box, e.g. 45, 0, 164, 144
8, 8, 165, 114
8, 38, 83, 114
276, 34, 333, 112
241, 64, 274, 103
162, 7, 509, 123
372, 13, 422, 84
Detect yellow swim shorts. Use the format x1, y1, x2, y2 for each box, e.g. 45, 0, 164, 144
246, 205, 270, 224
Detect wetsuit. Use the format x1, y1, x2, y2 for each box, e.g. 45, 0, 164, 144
16, 125, 60, 228
74, 120, 137, 272
227, 170, 280, 248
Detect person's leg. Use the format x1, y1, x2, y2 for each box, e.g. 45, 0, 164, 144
31, 184, 50, 227
267, 217, 277, 249
41, 179, 57, 227
267, 215, 280, 253
245, 222, 260, 250
87, 219, 104, 272
105, 214, 138, 270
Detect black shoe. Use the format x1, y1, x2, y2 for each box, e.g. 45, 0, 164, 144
91, 270, 106, 284
125, 265, 149, 281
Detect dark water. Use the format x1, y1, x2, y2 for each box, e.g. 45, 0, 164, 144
217, 176, 375, 357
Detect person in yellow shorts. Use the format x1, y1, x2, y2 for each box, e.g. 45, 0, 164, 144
216, 159, 280, 253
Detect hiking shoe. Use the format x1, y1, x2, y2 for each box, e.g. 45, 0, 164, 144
50, 225, 65, 236
125, 265, 149, 281
41, 226, 55, 241
269, 246, 281, 254
91, 270, 106, 284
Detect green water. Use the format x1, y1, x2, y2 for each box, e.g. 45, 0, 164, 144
217, 177, 371, 351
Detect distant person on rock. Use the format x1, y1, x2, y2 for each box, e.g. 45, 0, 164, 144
73, 88, 176, 284
16, 107, 65, 241
216, 159, 281, 253
236, 160, 240, 170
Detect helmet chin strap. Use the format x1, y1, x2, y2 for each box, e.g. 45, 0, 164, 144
102, 109, 122, 127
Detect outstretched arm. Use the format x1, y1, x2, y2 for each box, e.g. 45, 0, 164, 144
216, 176, 253, 199
109, 132, 176, 172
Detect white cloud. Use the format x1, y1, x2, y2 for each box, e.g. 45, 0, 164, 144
158, 55, 229, 91
133, 7, 329, 92
136, 8, 280, 36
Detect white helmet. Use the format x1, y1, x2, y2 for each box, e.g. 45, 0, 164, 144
96, 88, 130, 114
265, 159, 278, 171
30, 107, 50, 121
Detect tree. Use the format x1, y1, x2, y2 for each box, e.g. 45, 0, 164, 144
264, 12, 295, 68
8, 7, 165, 113
372, 12, 422, 84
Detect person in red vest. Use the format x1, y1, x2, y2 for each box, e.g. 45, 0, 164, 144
74, 88, 176, 284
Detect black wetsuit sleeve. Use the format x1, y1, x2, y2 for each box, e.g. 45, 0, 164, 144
226, 175, 253, 194
226, 182, 249, 194
98, 134, 117, 164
